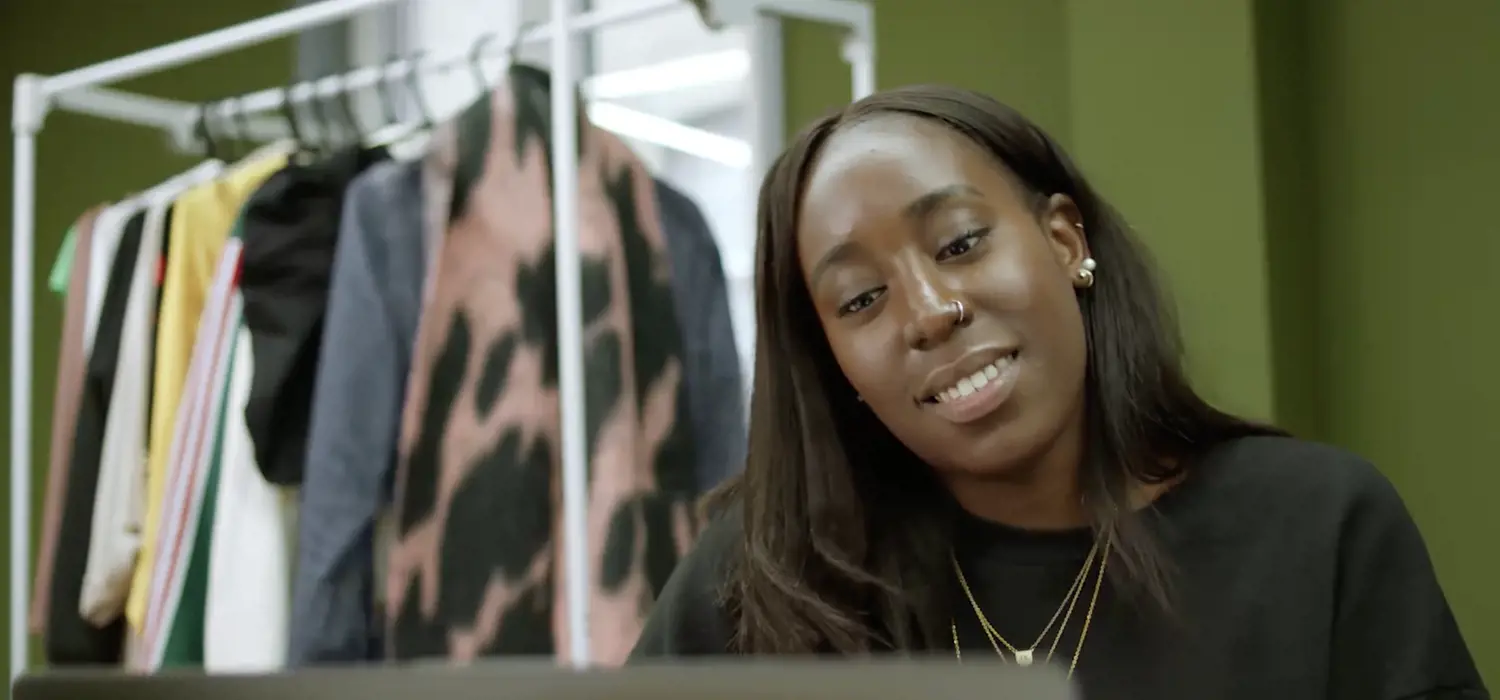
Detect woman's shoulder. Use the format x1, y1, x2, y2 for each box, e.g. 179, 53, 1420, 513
1192, 442, 1485, 696
1194, 435, 1399, 510
1169, 435, 1430, 566
679, 506, 745, 588
630, 506, 743, 659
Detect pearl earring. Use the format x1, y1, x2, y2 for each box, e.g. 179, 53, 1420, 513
1076, 257, 1098, 288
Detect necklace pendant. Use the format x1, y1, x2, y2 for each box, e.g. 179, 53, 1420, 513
1014, 649, 1034, 667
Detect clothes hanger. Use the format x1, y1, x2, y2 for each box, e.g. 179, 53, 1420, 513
213, 100, 240, 161
688, 0, 722, 30
509, 21, 539, 64
365, 53, 420, 148
195, 103, 220, 161
204, 101, 230, 161
404, 51, 436, 131
470, 33, 500, 93
215, 99, 270, 164
280, 83, 306, 150
310, 80, 340, 152
231, 96, 256, 160
290, 81, 328, 163
366, 51, 435, 158
336, 69, 365, 147
378, 53, 402, 128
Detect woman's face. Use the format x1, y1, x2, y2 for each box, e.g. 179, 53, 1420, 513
796, 115, 1092, 479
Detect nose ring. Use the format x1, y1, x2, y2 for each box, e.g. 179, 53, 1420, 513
951, 299, 967, 325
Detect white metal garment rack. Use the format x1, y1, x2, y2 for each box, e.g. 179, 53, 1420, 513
9, 0, 874, 682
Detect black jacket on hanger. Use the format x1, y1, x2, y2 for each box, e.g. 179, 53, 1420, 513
238, 146, 390, 486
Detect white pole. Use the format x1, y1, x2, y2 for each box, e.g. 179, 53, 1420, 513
550, 0, 592, 669
10, 75, 41, 687
747, 13, 784, 181
42, 0, 405, 96
845, 36, 875, 99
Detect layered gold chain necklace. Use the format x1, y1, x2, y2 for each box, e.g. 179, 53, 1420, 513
950, 537, 1111, 679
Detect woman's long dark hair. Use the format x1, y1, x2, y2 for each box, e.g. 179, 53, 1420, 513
717, 85, 1283, 655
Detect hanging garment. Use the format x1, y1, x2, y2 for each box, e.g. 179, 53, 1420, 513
289, 140, 743, 668
81, 203, 140, 353
238, 146, 390, 486
386, 65, 702, 665
43, 162, 225, 306
289, 158, 429, 665
45, 208, 147, 664
651, 182, 745, 490
126, 147, 290, 632
30, 206, 106, 635
79, 190, 177, 624
80, 156, 223, 622
48, 224, 81, 295
135, 234, 246, 670
203, 324, 298, 672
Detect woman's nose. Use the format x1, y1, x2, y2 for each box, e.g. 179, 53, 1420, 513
900, 273, 969, 351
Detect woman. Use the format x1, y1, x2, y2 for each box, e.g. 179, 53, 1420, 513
631, 85, 1486, 699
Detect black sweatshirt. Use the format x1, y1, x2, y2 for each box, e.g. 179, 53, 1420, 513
631, 436, 1488, 700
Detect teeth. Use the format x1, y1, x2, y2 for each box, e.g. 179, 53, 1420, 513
933, 355, 1015, 403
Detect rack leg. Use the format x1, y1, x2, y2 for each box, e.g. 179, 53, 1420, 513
747, 12, 784, 181
844, 36, 875, 99
11, 128, 36, 687
550, 0, 592, 669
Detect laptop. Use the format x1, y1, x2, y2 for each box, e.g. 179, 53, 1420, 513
16, 659, 1077, 700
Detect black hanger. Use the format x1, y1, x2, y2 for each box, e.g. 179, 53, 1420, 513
310, 80, 339, 150
471, 33, 499, 91
205, 101, 230, 160
405, 51, 435, 130
232, 95, 256, 158
509, 21, 540, 63
214, 100, 242, 161
378, 53, 402, 127
337, 69, 364, 145
689, 0, 722, 30
196, 103, 220, 160
280, 83, 306, 148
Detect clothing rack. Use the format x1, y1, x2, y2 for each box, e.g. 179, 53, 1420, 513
9, 0, 874, 681
56, 14, 761, 167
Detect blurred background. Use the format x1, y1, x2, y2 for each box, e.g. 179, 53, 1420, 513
1, 0, 1496, 687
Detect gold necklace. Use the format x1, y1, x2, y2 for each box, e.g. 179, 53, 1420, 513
952, 540, 1097, 666
951, 538, 1111, 680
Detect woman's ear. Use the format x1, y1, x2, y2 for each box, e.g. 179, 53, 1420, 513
1041, 193, 1088, 274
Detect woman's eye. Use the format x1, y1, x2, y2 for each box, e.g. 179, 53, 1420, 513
837, 288, 884, 317
937, 228, 991, 261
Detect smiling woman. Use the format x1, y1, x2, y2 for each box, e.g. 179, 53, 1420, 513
629, 85, 1487, 700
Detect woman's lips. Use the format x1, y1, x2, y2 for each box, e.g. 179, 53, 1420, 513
925, 351, 1020, 424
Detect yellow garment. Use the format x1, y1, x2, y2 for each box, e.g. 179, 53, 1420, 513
125, 151, 289, 630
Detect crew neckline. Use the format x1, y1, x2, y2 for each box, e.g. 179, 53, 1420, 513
950, 449, 1218, 563
952, 507, 1096, 562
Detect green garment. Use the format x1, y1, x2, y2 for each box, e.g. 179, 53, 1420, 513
48, 226, 78, 294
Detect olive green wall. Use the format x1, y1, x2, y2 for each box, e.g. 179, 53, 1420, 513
0, 0, 292, 681
1304, 0, 1499, 680
786, 0, 1495, 682
1066, 0, 1275, 420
